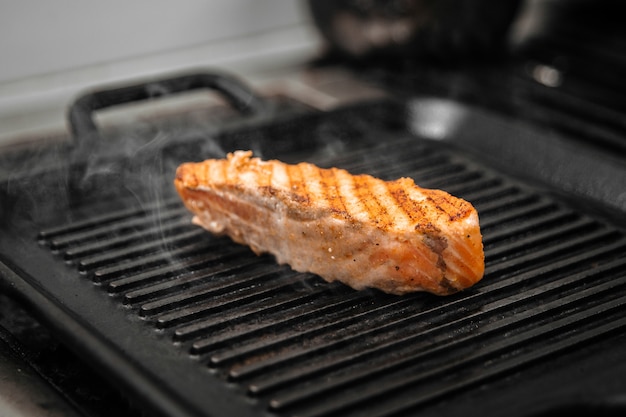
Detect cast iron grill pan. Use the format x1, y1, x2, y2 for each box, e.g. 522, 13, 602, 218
33, 140, 626, 417
2, 75, 626, 417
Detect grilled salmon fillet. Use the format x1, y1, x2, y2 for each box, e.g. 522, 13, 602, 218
174, 151, 484, 295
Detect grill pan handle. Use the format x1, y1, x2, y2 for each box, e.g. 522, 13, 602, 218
68, 71, 267, 139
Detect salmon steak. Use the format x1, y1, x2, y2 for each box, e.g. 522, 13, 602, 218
174, 151, 484, 295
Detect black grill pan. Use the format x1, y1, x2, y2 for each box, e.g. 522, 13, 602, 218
1, 73, 626, 417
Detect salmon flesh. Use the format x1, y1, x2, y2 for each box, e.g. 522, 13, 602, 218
174, 151, 484, 295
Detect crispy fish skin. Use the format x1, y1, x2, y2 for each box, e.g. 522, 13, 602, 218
174, 151, 484, 295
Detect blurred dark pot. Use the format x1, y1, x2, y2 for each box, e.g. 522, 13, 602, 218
308, 0, 522, 61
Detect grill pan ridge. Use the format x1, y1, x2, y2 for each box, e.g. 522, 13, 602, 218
2, 100, 626, 417
31, 135, 626, 416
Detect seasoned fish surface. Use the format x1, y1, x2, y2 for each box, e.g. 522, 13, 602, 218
174, 151, 484, 295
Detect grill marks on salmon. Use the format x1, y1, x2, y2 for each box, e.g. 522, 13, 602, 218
174, 151, 484, 295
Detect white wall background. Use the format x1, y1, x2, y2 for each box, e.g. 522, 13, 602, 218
0, 0, 311, 83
